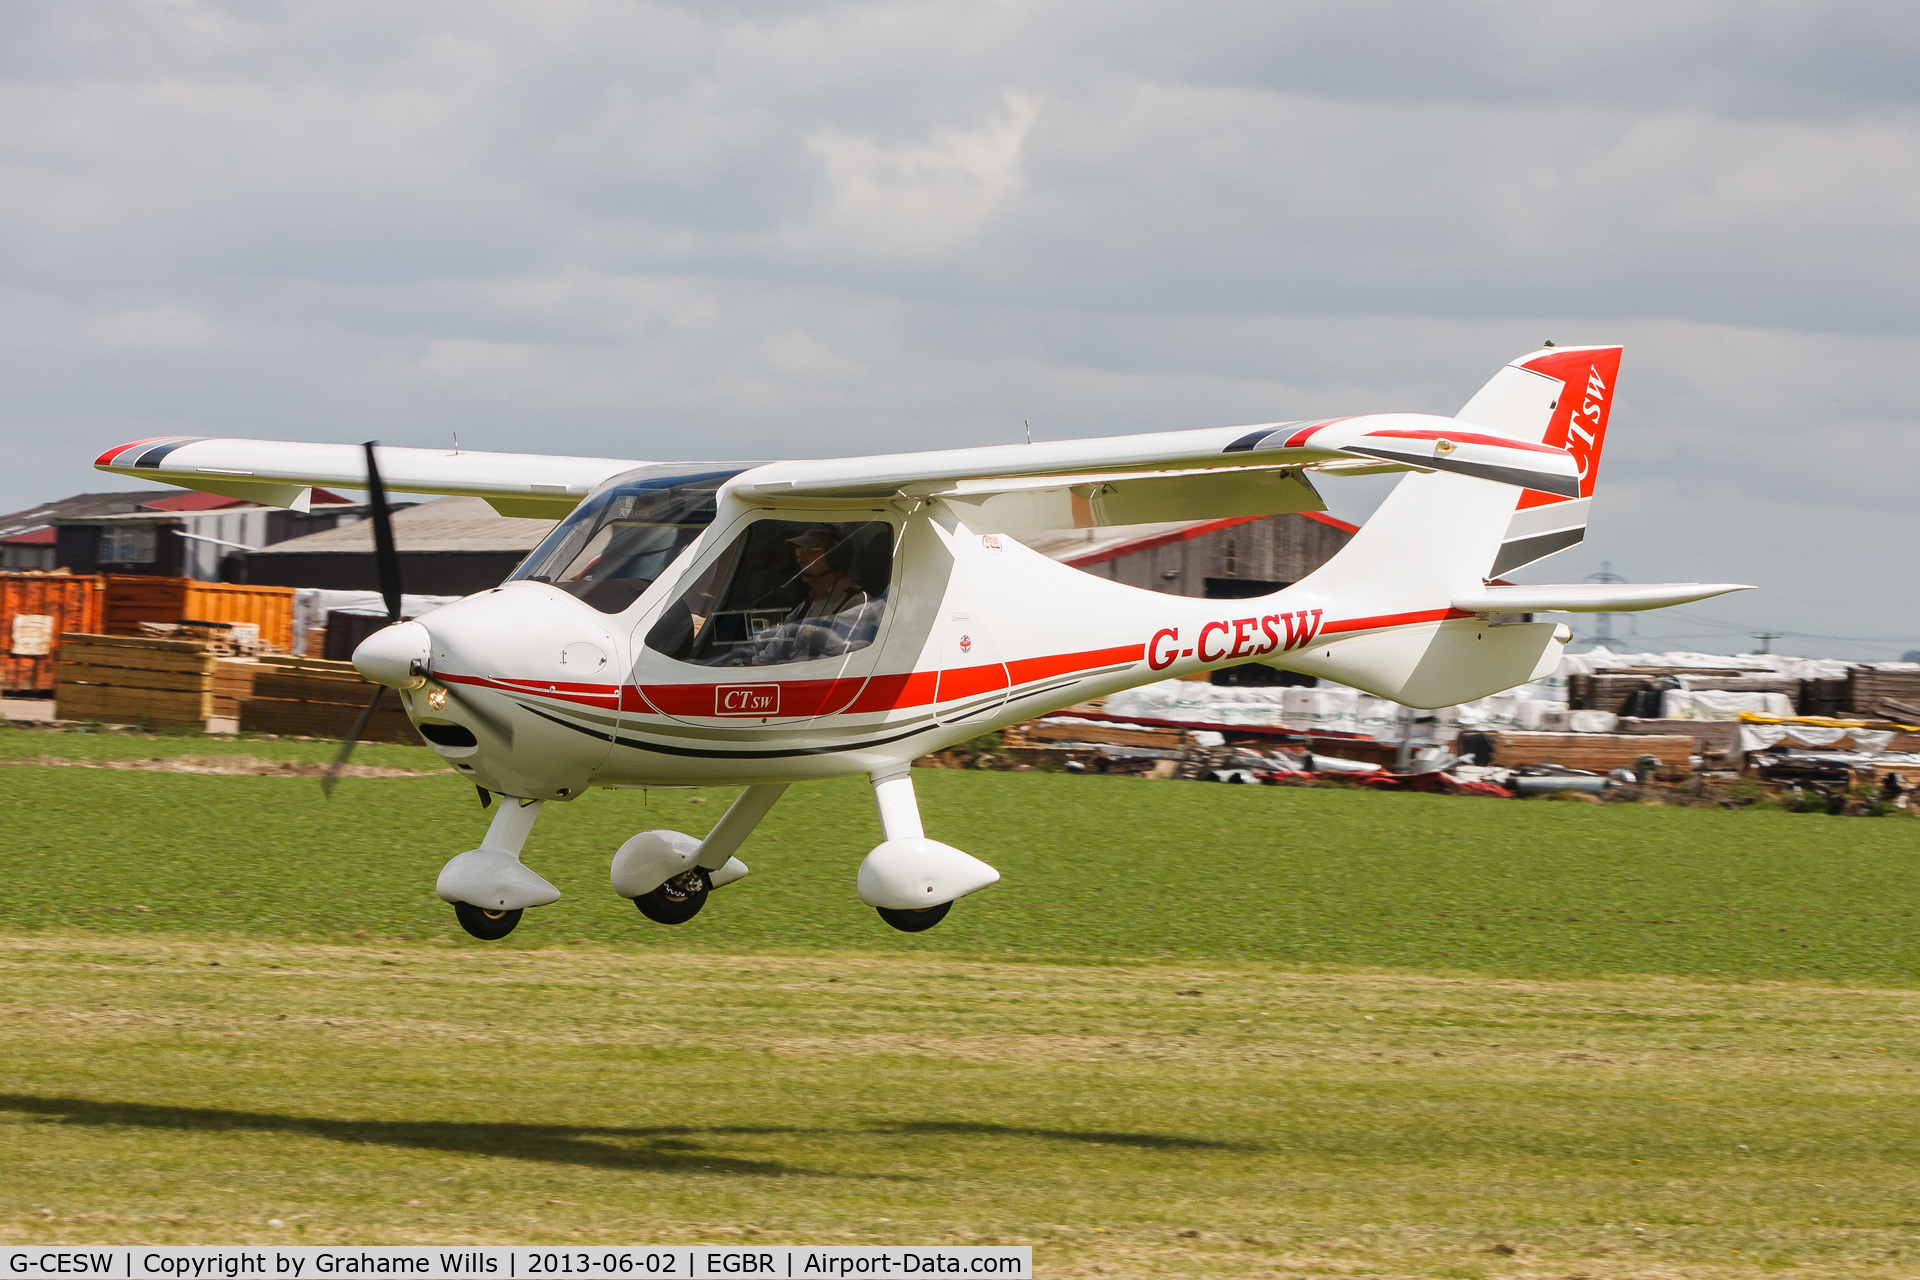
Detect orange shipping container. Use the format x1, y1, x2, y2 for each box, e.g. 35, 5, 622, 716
1, 573, 105, 693
102, 576, 297, 652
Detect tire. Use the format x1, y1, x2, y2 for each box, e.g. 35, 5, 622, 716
635, 867, 711, 925
453, 901, 523, 940
876, 900, 952, 933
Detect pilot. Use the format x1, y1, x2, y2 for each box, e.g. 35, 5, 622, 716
783, 524, 868, 625
723, 525, 872, 665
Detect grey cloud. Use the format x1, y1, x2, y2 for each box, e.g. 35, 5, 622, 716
0, 0, 1915, 653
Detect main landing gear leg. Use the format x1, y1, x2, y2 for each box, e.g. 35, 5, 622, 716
858, 765, 999, 933
611, 784, 787, 925
436, 799, 561, 941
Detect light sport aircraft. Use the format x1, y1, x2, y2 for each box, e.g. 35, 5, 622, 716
96, 345, 1748, 939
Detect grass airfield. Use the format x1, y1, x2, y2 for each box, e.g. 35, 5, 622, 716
3, 724, 1920, 1276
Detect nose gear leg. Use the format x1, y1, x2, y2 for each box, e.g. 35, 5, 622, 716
857, 765, 999, 931
436, 799, 559, 940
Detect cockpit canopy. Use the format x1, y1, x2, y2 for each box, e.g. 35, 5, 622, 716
508, 464, 749, 613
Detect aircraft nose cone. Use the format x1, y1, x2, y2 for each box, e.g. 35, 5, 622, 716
353, 620, 432, 688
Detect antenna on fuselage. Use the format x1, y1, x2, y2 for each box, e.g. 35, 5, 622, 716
1024, 419, 1032, 445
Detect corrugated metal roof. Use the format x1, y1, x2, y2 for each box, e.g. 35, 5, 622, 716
0, 489, 182, 542
248, 496, 557, 555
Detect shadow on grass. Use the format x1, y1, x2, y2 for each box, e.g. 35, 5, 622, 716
0, 1094, 876, 1179
0, 1096, 1243, 1172
893, 1120, 1251, 1151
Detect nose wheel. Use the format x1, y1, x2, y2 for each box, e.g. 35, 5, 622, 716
635, 868, 711, 925
876, 901, 951, 933
452, 901, 523, 940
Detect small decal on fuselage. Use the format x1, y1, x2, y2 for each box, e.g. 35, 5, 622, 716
714, 684, 780, 716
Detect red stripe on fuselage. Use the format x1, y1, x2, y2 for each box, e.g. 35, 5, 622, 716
1007, 643, 1142, 684
1319, 608, 1476, 635
434, 643, 1150, 723
439, 673, 623, 706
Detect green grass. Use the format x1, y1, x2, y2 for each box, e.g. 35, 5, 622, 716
0, 721, 435, 771
2, 936, 1918, 1276
5, 722, 1920, 1275
2, 721, 1916, 984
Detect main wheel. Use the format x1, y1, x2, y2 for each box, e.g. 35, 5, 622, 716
634, 867, 711, 925
876, 901, 952, 933
453, 901, 523, 940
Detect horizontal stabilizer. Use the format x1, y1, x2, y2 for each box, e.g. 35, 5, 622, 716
1452, 583, 1754, 614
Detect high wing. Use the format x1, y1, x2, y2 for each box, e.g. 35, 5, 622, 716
733, 413, 1579, 530
95, 411, 1577, 531
94, 436, 647, 517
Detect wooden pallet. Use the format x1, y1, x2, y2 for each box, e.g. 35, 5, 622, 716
1012, 720, 1192, 749
1847, 668, 1920, 719
212, 658, 259, 718
54, 682, 214, 725
1490, 731, 1695, 773
53, 632, 218, 725
238, 696, 419, 743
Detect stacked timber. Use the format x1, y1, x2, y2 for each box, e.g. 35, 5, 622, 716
212, 658, 258, 719
1568, 668, 1772, 715
238, 654, 418, 743
1799, 677, 1850, 717
1567, 673, 1659, 714
103, 576, 297, 652
54, 632, 215, 726
1490, 731, 1694, 774
1845, 667, 1920, 723
135, 619, 282, 657
1006, 718, 1194, 750
1617, 719, 1743, 769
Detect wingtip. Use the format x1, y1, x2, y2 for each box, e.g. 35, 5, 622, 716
94, 437, 169, 469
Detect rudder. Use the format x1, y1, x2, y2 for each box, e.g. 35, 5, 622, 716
1459, 346, 1622, 577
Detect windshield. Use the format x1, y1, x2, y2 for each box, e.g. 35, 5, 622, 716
508, 465, 745, 613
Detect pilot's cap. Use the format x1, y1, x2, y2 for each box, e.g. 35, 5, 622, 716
786, 523, 839, 548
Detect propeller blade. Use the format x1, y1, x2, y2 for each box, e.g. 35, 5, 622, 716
362, 440, 404, 623
321, 685, 386, 799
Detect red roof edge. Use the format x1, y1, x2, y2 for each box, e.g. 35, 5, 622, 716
1061, 515, 1259, 568
140, 491, 252, 511
3, 527, 56, 545
1303, 511, 1359, 534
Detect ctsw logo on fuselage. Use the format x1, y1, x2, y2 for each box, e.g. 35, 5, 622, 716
1147, 609, 1324, 671
714, 684, 780, 716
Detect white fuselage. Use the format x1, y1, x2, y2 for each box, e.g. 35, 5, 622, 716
394, 478, 1568, 802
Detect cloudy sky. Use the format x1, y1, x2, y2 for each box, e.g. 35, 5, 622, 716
3, 1, 1916, 656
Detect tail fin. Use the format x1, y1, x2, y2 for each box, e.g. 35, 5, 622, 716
1272, 346, 1621, 706
1460, 346, 1623, 576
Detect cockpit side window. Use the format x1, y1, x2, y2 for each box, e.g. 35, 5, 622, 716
508, 467, 743, 614
646, 519, 894, 666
